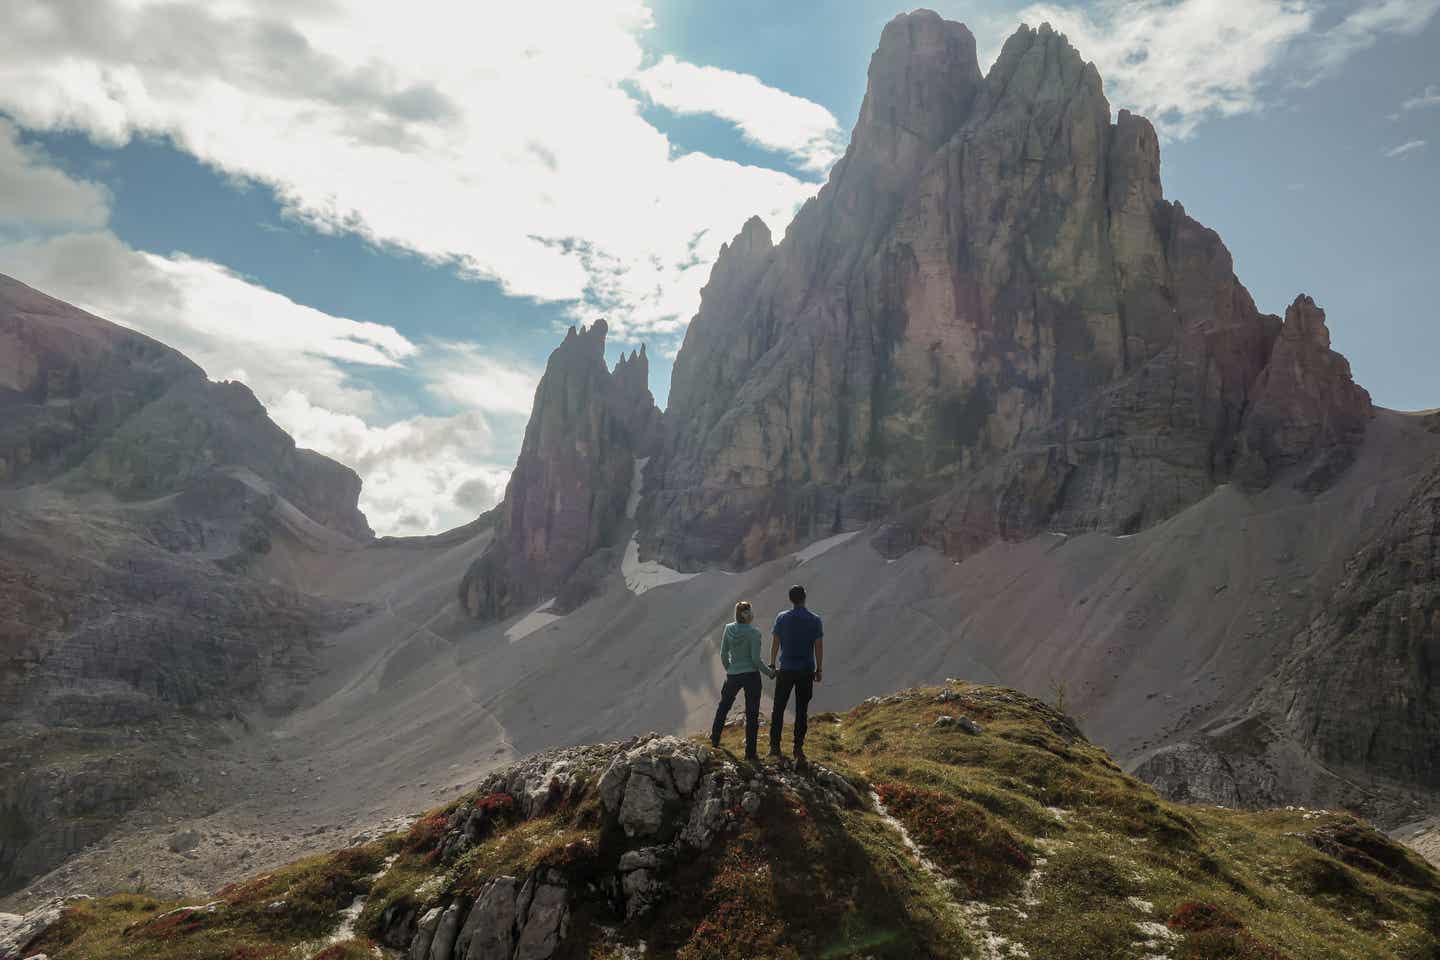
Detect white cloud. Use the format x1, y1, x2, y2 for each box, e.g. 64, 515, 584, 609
0, 118, 110, 231
1016, 0, 1315, 138
631, 55, 845, 172
421, 341, 540, 417
1014, 0, 1440, 138
0, 0, 825, 337
1402, 83, 1440, 111
267, 391, 512, 535
1305, 0, 1440, 78
1384, 138, 1427, 156
0, 230, 409, 415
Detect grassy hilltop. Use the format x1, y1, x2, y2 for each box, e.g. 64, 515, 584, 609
19, 684, 1439, 960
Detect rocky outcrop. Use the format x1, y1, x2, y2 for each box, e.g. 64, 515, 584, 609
1236, 294, 1373, 490
0, 894, 89, 960
370, 734, 862, 960
640, 15, 1371, 570
1257, 455, 1440, 794
23, 686, 1437, 959
459, 321, 660, 620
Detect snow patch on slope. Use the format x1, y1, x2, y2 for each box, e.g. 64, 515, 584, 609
622, 455, 697, 596
506, 598, 563, 642
623, 538, 697, 596
626, 457, 649, 519
794, 530, 861, 564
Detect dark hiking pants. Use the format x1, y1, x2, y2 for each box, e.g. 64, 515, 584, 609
711, 671, 762, 756
770, 669, 814, 752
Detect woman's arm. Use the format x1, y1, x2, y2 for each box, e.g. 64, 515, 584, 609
720, 624, 733, 669
752, 629, 774, 678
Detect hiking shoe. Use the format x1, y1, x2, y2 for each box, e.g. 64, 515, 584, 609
744, 752, 761, 762
794, 748, 808, 766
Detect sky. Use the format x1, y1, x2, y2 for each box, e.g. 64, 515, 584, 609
0, 1, 1436, 536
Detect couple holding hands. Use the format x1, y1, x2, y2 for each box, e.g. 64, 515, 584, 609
709, 584, 824, 763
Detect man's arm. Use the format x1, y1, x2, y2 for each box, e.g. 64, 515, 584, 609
814, 636, 824, 683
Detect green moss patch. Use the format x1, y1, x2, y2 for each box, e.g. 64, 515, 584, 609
28, 845, 387, 960
874, 780, 1032, 899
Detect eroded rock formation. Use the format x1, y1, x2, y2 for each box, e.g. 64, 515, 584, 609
640, 14, 1373, 570
459, 320, 660, 620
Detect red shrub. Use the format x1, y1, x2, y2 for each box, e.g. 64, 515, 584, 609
1169, 901, 1242, 932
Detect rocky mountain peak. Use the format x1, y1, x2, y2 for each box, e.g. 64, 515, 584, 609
853, 10, 981, 158
1237, 294, 1372, 487
1280, 293, 1332, 348
641, 11, 1381, 571
459, 319, 660, 621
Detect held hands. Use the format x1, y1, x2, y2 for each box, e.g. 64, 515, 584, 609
813, 669, 823, 684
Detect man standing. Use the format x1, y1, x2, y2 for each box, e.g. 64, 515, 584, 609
769, 584, 823, 763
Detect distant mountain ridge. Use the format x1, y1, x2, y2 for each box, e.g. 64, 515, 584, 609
0, 274, 371, 540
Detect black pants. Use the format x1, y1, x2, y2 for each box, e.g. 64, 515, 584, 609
770, 669, 814, 752
711, 671, 762, 756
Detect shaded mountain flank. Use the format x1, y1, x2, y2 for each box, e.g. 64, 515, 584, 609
0, 276, 373, 894
1, 6, 1437, 930
6, 686, 1439, 960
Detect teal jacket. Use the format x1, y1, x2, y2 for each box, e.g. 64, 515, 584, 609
720, 622, 775, 678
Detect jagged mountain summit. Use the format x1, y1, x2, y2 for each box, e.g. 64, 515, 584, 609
461, 9, 1377, 609
459, 320, 661, 621
7, 685, 1438, 960
646, 12, 1371, 570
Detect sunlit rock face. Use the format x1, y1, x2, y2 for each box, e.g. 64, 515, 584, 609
638, 14, 1371, 570
458, 320, 661, 621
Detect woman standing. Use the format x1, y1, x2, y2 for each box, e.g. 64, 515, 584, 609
709, 600, 773, 761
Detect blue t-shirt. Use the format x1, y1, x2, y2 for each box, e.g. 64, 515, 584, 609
772, 606, 823, 671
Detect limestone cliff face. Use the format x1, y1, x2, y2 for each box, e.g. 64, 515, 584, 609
643, 15, 1371, 570
459, 321, 660, 620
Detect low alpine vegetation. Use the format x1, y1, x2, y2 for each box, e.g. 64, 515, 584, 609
16, 684, 1439, 960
